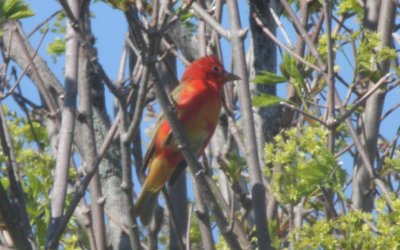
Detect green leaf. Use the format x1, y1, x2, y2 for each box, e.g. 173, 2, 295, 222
252, 71, 287, 84
178, 8, 196, 33
338, 0, 363, 16
252, 93, 286, 107
1, 0, 34, 21
384, 158, 400, 172
47, 37, 65, 55
264, 126, 345, 204
0, 0, 33, 35
6, 8, 33, 20
47, 37, 65, 62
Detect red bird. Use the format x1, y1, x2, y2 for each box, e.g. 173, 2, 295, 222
134, 55, 239, 225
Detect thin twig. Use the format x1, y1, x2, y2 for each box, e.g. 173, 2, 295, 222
335, 142, 355, 158
226, 115, 247, 154
381, 101, 400, 121
270, 7, 292, 48
13, 26, 59, 116
2, 27, 49, 101
27, 10, 62, 38
279, 0, 326, 70
334, 73, 391, 126
280, 102, 327, 126
104, 209, 133, 235
123, 66, 150, 142
191, 3, 231, 40
253, 13, 321, 73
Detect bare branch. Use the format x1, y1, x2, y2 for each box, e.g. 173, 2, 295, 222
46, 112, 120, 249
226, 0, 271, 248
46, 0, 80, 247
334, 74, 391, 126
279, 0, 326, 70
191, 3, 231, 40
77, 26, 107, 250
252, 14, 321, 73
9, 24, 59, 116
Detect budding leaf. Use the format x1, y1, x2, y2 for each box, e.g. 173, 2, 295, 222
252, 93, 286, 108
252, 71, 287, 84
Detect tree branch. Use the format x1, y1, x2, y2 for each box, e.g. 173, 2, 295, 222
46, 0, 80, 247
0, 106, 35, 249
46, 111, 120, 249
227, 0, 272, 248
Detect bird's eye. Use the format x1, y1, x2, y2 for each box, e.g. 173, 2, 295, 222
212, 65, 221, 73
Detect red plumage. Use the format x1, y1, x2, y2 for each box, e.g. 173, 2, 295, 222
134, 55, 239, 225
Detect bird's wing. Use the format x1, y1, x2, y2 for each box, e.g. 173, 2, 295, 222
141, 84, 186, 177
140, 119, 159, 182
141, 81, 210, 184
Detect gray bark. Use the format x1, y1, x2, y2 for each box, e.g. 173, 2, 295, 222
227, 0, 272, 248
351, 0, 395, 212
77, 42, 107, 250
47, 1, 79, 245
1, 21, 62, 155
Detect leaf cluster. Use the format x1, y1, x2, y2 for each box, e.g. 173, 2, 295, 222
337, 0, 363, 17
46, 12, 67, 62
0, 107, 83, 249
356, 31, 396, 80
252, 54, 316, 110
264, 125, 346, 204
0, 0, 34, 34
291, 197, 400, 249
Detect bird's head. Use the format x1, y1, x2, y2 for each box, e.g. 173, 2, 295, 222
181, 55, 240, 90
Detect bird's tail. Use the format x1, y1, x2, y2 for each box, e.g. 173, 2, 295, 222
133, 188, 159, 226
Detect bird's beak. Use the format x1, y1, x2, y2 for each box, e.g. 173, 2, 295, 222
225, 72, 240, 82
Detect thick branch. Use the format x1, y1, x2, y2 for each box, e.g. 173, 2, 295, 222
46, 0, 80, 247
46, 112, 120, 249
227, 0, 272, 248
77, 35, 107, 250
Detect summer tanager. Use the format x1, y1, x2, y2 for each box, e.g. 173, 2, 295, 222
134, 55, 239, 225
